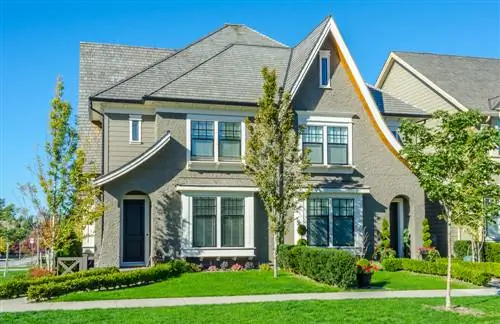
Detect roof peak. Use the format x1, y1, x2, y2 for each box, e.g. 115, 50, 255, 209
393, 51, 500, 61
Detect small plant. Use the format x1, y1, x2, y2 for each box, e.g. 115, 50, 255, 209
259, 263, 272, 272
296, 238, 307, 246
231, 263, 244, 271
244, 261, 254, 270
219, 261, 229, 271
375, 219, 394, 260
403, 228, 411, 257
422, 218, 432, 248
207, 265, 218, 272
28, 267, 53, 279
356, 259, 382, 274
297, 224, 307, 237
188, 263, 202, 273
419, 246, 440, 262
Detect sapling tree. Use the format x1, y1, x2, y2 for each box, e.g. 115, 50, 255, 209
399, 109, 500, 310
245, 67, 311, 278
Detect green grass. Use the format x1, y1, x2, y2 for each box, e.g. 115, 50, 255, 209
370, 270, 475, 290
54, 270, 475, 302
0, 270, 27, 283
2, 297, 499, 323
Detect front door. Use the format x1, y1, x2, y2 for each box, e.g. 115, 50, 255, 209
389, 202, 400, 256
123, 199, 145, 264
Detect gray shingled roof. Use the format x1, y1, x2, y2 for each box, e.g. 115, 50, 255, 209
93, 25, 289, 101
394, 52, 500, 112
149, 44, 291, 103
284, 16, 330, 92
367, 84, 428, 117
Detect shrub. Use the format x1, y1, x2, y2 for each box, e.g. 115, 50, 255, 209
422, 218, 432, 248
375, 219, 394, 260
296, 238, 307, 246
419, 247, 440, 262
437, 258, 500, 278
187, 263, 202, 273
381, 257, 403, 272
207, 265, 217, 272
26, 260, 188, 301
454, 240, 500, 262
278, 245, 356, 288
29, 267, 54, 279
244, 261, 254, 270
259, 263, 272, 272
231, 263, 243, 271
0, 266, 119, 299
297, 224, 307, 237
219, 261, 229, 271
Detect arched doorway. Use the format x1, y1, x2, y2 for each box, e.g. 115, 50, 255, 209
389, 197, 409, 258
120, 191, 150, 267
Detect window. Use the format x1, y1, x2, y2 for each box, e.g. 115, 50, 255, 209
327, 127, 348, 164
307, 198, 355, 247
129, 115, 142, 143
219, 122, 241, 161
319, 50, 330, 88
192, 197, 216, 247
191, 121, 214, 160
307, 198, 329, 246
303, 126, 323, 164
221, 198, 244, 247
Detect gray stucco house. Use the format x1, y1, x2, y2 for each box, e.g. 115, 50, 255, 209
79, 16, 427, 268
375, 52, 500, 246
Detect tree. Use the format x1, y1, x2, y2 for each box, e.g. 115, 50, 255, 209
399, 109, 500, 310
245, 67, 311, 278
422, 218, 432, 248
21, 78, 105, 271
0, 199, 30, 277
375, 218, 393, 260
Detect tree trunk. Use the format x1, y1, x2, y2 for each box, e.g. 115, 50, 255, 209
3, 242, 9, 278
445, 221, 452, 310
273, 233, 278, 278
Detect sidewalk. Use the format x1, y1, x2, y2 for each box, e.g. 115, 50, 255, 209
1, 288, 498, 313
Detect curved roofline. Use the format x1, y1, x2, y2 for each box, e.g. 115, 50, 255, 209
93, 131, 171, 187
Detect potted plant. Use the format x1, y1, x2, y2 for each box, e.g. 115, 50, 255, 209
356, 259, 382, 288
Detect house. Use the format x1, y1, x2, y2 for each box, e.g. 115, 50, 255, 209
375, 52, 500, 245
79, 16, 426, 268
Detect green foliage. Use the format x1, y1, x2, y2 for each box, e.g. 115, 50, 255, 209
438, 259, 500, 278
56, 230, 82, 258
259, 263, 272, 272
297, 224, 307, 237
454, 240, 500, 262
296, 238, 307, 246
26, 260, 188, 301
422, 218, 432, 248
382, 258, 492, 286
0, 267, 119, 299
245, 68, 311, 277
0, 199, 31, 247
278, 245, 357, 288
375, 219, 394, 260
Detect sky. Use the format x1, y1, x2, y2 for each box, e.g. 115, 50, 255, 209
1, 0, 499, 207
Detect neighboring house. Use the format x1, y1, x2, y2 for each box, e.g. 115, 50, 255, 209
375, 51, 500, 245
79, 16, 426, 268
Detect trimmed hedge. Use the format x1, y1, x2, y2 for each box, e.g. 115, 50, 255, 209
0, 267, 119, 299
278, 245, 356, 288
381, 258, 493, 286
454, 240, 500, 262
27, 260, 188, 301
436, 258, 500, 278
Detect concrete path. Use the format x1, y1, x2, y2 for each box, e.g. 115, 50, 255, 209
1, 288, 498, 313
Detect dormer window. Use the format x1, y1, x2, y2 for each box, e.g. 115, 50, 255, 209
129, 115, 142, 143
319, 50, 331, 88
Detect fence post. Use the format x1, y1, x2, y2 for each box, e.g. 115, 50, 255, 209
81, 254, 88, 271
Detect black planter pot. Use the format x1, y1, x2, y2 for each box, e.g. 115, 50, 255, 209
356, 273, 373, 288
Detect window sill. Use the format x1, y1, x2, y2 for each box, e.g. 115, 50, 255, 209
306, 164, 355, 174
187, 161, 244, 172
319, 85, 332, 89
181, 247, 255, 258
129, 141, 143, 145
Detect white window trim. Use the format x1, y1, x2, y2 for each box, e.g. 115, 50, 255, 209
319, 50, 331, 88
186, 114, 246, 171
129, 115, 142, 144
299, 116, 353, 172
180, 190, 255, 258
294, 192, 364, 253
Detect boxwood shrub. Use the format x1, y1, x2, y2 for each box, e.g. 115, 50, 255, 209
454, 240, 500, 262
381, 258, 493, 286
278, 245, 356, 288
27, 260, 188, 301
0, 266, 119, 299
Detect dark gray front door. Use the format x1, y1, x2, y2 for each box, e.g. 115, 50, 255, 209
389, 202, 399, 256
123, 199, 145, 263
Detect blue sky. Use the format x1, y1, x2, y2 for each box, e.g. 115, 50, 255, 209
1, 0, 499, 206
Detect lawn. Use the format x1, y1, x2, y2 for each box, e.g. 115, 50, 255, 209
54, 270, 474, 302
2, 297, 499, 323
0, 271, 27, 283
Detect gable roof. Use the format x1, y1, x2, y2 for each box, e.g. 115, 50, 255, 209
367, 84, 429, 117
376, 51, 500, 113
92, 24, 288, 102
